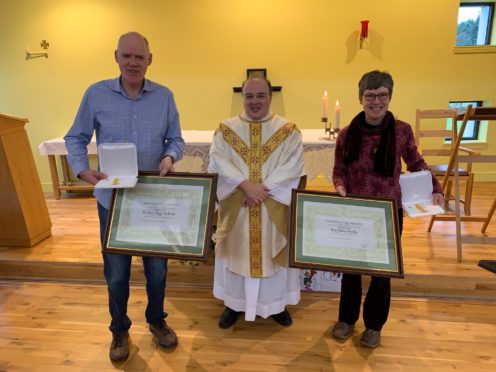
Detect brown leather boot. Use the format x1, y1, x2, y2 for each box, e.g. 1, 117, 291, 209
149, 320, 178, 348
109, 332, 129, 361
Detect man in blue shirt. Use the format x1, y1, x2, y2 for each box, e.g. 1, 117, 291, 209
64, 31, 184, 362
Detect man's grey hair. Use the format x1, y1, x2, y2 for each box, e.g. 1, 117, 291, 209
117, 32, 150, 52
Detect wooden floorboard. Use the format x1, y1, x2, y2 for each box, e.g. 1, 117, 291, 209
0, 281, 495, 371
0, 180, 495, 370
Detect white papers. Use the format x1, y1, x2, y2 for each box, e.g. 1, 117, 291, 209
301, 201, 390, 265
314, 215, 377, 251
115, 183, 203, 247
399, 170, 444, 218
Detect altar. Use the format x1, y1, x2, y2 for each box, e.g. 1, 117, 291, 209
39, 129, 336, 199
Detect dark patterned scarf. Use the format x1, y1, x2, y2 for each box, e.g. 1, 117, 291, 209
343, 111, 396, 177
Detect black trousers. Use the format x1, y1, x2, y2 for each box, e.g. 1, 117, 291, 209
337, 209, 403, 331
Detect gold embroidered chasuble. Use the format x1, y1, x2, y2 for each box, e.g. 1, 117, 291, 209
210, 114, 305, 278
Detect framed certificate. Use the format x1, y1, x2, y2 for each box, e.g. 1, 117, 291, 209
103, 172, 217, 261
289, 189, 403, 278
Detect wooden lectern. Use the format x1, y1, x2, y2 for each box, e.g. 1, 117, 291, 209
0, 113, 52, 247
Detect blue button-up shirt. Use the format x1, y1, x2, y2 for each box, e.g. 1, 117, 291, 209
64, 77, 185, 208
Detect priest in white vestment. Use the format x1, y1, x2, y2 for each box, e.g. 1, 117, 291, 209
208, 76, 306, 328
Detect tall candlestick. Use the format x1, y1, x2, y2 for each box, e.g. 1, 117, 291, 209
334, 100, 340, 129
322, 90, 328, 119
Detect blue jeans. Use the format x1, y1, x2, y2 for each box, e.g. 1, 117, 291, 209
98, 203, 168, 334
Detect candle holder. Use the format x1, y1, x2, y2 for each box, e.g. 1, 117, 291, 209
332, 127, 340, 140
320, 117, 333, 140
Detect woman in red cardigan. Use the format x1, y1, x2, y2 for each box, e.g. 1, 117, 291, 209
331, 70, 444, 348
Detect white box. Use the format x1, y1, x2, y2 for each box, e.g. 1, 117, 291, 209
300, 269, 342, 292
95, 143, 138, 189
399, 170, 444, 218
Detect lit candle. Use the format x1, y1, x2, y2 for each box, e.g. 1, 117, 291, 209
334, 100, 340, 129
322, 90, 328, 119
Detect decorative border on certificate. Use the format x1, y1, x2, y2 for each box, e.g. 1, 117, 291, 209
103, 172, 217, 261
289, 189, 404, 278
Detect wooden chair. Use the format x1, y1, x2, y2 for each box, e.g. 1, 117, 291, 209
414, 109, 479, 216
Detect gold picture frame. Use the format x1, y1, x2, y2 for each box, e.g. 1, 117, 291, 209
103, 172, 217, 262
289, 189, 404, 278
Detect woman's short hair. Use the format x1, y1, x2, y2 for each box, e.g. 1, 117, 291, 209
358, 70, 394, 99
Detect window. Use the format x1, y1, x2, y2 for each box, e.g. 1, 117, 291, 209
447, 101, 482, 140
457, 2, 494, 46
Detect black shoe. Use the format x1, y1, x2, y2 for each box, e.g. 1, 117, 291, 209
272, 309, 293, 327
218, 307, 239, 329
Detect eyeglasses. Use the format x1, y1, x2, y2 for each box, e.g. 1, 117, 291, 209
363, 93, 390, 102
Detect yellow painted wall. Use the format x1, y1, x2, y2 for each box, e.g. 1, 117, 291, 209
1, 0, 496, 190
